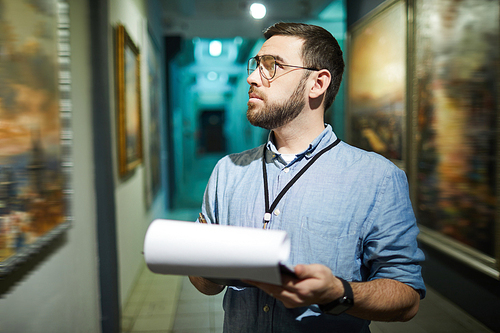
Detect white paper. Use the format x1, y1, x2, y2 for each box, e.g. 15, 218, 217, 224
143, 219, 291, 285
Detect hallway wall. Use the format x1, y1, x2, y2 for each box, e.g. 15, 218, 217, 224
0, 0, 170, 331
0, 0, 102, 331
108, 0, 169, 309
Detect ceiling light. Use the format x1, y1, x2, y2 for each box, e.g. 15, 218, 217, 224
250, 3, 266, 19
209, 40, 222, 57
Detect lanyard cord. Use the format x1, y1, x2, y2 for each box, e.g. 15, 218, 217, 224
262, 137, 341, 229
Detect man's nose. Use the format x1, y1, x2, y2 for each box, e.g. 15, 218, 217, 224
247, 67, 262, 86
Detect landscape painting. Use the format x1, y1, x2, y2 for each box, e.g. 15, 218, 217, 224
348, 0, 406, 165
0, 0, 69, 274
415, 0, 499, 262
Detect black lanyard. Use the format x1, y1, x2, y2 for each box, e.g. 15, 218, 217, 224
262, 138, 341, 229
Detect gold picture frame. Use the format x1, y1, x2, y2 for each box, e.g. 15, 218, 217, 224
116, 24, 143, 177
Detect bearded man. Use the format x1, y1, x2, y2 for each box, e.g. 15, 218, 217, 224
189, 22, 425, 333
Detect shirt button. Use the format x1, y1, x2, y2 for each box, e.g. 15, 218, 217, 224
274, 209, 280, 216
284, 167, 289, 173
263, 305, 270, 312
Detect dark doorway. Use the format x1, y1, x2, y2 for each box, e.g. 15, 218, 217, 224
198, 109, 226, 154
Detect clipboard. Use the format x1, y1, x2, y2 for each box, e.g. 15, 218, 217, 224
205, 263, 298, 287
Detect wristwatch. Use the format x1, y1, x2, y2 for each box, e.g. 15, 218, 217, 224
318, 277, 354, 315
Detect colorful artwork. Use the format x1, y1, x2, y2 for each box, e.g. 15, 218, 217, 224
415, 0, 499, 257
116, 24, 142, 177
348, 0, 406, 164
0, 0, 71, 274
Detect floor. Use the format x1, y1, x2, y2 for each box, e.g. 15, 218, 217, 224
121, 264, 493, 333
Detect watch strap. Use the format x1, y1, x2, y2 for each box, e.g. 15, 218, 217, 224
318, 277, 354, 315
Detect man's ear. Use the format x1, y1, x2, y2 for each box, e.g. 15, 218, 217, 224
309, 69, 331, 99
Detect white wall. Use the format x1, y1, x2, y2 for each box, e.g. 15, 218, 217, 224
0, 0, 101, 332
108, 0, 168, 307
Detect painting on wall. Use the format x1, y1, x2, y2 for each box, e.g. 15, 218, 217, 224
0, 0, 72, 275
144, 27, 162, 207
116, 24, 142, 178
347, 0, 406, 167
414, 0, 499, 277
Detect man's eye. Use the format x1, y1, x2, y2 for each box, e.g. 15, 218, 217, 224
263, 62, 274, 70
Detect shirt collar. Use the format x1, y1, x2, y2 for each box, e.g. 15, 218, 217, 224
265, 124, 338, 163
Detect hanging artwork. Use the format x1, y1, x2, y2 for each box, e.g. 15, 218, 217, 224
414, 0, 499, 277
347, 0, 407, 167
116, 24, 142, 177
0, 0, 72, 276
144, 27, 162, 207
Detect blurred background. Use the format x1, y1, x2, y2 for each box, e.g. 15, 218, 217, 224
0, 0, 498, 332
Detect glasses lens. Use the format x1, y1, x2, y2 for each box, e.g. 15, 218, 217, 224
248, 58, 258, 76
260, 55, 275, 79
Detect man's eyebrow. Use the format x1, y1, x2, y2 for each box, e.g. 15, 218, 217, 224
272, 54, 285, 63
258, 53, 286, 63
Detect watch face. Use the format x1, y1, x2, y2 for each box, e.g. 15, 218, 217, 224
321, 296, 354, 315
329, 303, 351, 315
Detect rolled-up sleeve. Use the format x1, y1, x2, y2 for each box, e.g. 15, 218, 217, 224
363, 166, 426, 298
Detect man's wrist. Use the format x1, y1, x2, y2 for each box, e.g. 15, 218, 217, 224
318, 277, 354, 315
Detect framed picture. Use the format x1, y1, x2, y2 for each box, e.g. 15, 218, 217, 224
347, 0, 407, 168
144, 27, 162, 207
412, 0, 500, 278
0, 0, 72, 276
116, 24, 142, 177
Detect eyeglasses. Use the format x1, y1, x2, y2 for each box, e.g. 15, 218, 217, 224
247, 55, 319, 80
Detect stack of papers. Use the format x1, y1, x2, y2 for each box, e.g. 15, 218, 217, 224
143, 219, 294, 285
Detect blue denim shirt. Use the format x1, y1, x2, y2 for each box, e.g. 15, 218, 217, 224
200, 125, 425, 333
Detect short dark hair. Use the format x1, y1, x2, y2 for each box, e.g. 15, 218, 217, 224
264, 22, 344, 111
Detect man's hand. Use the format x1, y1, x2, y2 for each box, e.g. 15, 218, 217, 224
245, 263, 421, 322
189, 276, 225, 295
244, 264, 344, 308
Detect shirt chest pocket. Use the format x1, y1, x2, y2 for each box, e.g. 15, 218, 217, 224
294, 216, 358, 274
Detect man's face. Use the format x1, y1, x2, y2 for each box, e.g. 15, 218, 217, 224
246, 36, 309, 130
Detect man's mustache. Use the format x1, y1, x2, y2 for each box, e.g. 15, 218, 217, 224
248, 87, 264, 100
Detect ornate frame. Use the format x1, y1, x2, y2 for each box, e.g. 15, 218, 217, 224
116, 24, 143, 177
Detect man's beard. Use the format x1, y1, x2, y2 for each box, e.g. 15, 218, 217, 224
247, 76, 307, 130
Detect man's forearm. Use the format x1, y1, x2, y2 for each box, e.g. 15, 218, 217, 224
245, 264, 420, 322
347, 279, 420, 322
189, 276, 225, 295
